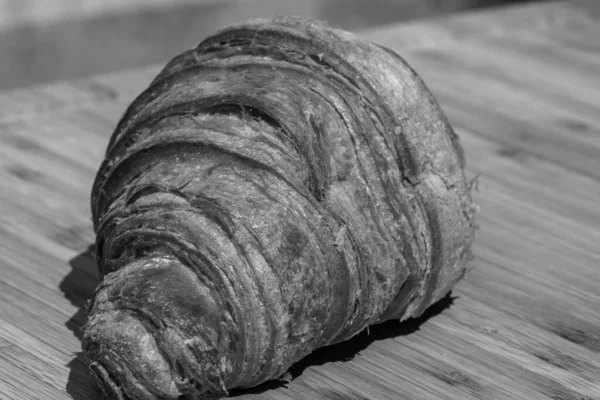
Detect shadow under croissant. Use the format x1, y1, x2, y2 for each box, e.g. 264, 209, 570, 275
61, 245, 103, 400
229, 292, 456, 397
61, 246, 456, 399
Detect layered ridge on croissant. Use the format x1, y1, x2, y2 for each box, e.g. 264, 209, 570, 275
83, 16, 477, 400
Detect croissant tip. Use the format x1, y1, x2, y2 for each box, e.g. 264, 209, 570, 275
84, 309, 181, 400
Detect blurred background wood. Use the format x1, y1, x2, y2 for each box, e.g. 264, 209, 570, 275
2, 1, 600, 400
0, 0, 539, 90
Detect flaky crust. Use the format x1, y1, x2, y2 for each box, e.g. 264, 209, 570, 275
84, 16, 477, 400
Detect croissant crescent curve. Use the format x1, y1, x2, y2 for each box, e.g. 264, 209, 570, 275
83, 16, 477, 400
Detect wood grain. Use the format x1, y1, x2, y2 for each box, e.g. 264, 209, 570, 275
0, 0, 222, 29
1, 1, 599, 399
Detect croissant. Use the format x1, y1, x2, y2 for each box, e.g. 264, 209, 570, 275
83, 16, 477, 400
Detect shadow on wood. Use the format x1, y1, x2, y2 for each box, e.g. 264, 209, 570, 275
60, 246, 456, 399
60, 245, 102, 400
229, 293, 457, 397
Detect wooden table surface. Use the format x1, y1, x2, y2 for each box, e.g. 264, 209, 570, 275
1, 1, 599, 399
